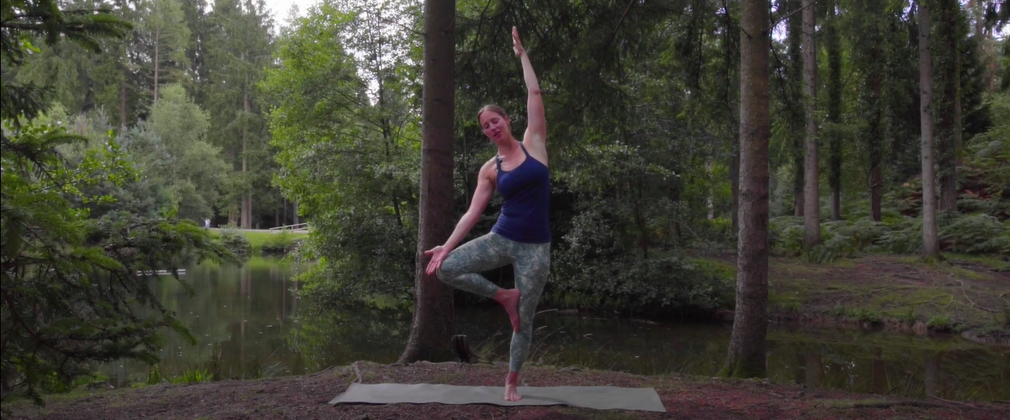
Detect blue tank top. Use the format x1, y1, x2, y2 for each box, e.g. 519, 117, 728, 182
491, 143, 551, 243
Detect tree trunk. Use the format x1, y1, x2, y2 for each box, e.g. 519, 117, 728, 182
870, 164, 882, 221
706, 162, 715, 220
871, 358, 887, 394
119, 80, 128, 128
869, 42, 883, 223
398, 0, 456, 364
804, 353, 822, 387
282, 197, 288, 226
802, 0, 820, 248
787, 0, 804, 218
826, 0, 842, 221
722, 0, 770, 379
936, 0, 960, 213
730, 149, 740, 233
154, 28, 160, 104
293, 200, 299, 225
924, 354, 942, 397
919, 2, 940, 259
241, 92, 252, 229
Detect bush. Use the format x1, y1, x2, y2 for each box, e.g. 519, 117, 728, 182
769, 216, 804, 255
548, 252, 734, 318
260, 232, 298, 255
927, 315, 953, 332
938, 213, 1009, 255
876, 216, 923, 254
217, 227, 252, 260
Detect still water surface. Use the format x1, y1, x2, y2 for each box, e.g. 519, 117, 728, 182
101, 258, 1009, 401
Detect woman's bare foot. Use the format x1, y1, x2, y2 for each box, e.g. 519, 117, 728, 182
504, 371, 521, 401
493, 288, 521, 332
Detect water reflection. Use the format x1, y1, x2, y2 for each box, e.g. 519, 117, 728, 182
100, 259, 1010, 402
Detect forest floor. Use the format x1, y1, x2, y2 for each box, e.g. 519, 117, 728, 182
5, 361, 1008, 420
3, 253, 1008, 420
751, 253, 1010, 344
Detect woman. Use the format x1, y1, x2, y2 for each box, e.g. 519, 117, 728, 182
424, 26, 550, 402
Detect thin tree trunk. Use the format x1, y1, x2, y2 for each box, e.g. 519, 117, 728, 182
293, 200, 299, 225
787, 0, 804, 218
870, 164, 883, 221
924, 354, 942, 397
919, 1, 940, 259
119, 80, 128, 128
241, 92, 252, 229
706, 162, 716, 220
936, 0, 960, 213
721, 4, 741, 234
723, 0, 770, 379
731, 149, 740, 232
802, 0, 819, 247
968, 0, 995, 92
826, 0, 842, 221
804, 353, 822, 386
399, 0, 456, 364
871, 358, 887, 394
154, 28, 160, 104
869, 43, 883, 223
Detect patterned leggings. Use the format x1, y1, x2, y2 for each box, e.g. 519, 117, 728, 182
436, 232, 550, 372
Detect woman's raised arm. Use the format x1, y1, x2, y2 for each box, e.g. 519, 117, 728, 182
512, 27, 546, 147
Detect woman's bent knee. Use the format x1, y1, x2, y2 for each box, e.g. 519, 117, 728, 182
435, 261, 457, 283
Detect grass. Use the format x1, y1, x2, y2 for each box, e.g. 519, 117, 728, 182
209, 229, 307, 253
944, 253, 1010, 271
944, 265, 993, 281
757, 253, 1010, 331
926, 315, 952, 332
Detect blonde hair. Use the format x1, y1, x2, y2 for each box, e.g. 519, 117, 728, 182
477, 104, 508, 123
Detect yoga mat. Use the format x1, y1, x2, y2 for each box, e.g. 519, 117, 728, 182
329, 383, 666, 412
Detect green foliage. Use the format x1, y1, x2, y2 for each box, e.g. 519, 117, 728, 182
938, 213, 1010, 255
771, 210, 1007, 262
1002, 305, 1010, 329
262, 3, 420, 301
849, 308, 882, 325
139, 84, 230, 221
201, 0, 277, 224
260, 232, 298, 255
1, 120, 231, 404
550, 240, 734, 316
167, 368, 213, 385
874, 216, 924, 254
927, 315, 953, 332
215, 227, 252, 261
146, 364, 163, 385
0, 0, 132, 123
965, 93, 1010, 202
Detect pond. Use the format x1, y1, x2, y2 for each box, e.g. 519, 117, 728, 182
100, 257, 1010, 402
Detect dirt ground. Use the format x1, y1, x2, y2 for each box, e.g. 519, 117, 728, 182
5, 361, 1008, 420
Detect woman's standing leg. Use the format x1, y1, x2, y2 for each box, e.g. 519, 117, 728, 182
503, 241, 550, 401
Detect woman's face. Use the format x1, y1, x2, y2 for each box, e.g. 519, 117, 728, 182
479, 111, 509, 143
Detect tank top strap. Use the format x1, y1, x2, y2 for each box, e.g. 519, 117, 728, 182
519, 142, 531, 157
494, 155, 502, 172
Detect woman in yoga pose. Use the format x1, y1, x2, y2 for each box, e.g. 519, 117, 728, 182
424, 26, 550, 402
